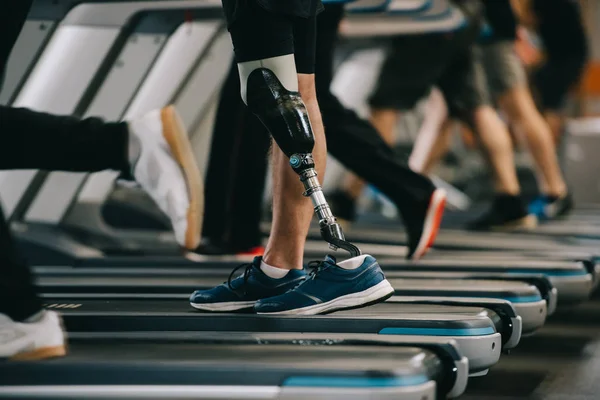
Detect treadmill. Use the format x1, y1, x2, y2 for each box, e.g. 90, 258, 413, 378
7, 0, 471, 267
315, 223, 600, 259
0, 333, 469, 399
35, 269, 539, 336
0, 0, 80, 105
46, 299, 502, 374
2, 0, 226, 264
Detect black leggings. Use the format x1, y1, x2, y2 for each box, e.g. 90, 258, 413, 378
0, 0, 129, 321
202, 4, 435, 250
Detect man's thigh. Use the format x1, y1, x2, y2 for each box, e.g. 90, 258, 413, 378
369, 34, 455, 111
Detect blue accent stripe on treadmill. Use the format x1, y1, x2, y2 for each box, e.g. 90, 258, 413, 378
507, 269, 587, 277
502, 295, 543, 303
283, 376, 429, 388
379, 327, 495, 336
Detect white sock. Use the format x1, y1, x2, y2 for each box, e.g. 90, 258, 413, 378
260, 260, 290, 279
337, 254, 370, 270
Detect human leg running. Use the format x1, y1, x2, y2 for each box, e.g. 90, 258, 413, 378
190, 0, 393, 315
479, 40, 571, 219
316, 4, 445, 259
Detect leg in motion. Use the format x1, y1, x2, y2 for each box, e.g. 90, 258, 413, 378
481, 39, 571, 220
499, 86, 571, 219
197, 58, 270, 256
329, 31, 452, 248
190, 0, 393, 315
439, 42, 536, 231
315, 4, 445, 259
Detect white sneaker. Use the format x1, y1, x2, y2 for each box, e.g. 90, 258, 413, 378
128, 105, 203, 249
0, 311, 66, 360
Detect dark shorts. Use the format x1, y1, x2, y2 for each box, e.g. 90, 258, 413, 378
221, 0, 323, 74
368, 0, 487, 120
533, 57, 588, 111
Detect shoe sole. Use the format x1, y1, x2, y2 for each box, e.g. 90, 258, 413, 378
490, 214, 538, 232
256, 279, 395, 316
161, 106, 203, 250
10, 345, 66, 361
410, 189, 447, 260
190, 300, 256, 312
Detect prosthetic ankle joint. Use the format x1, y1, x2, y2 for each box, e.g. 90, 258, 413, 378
245, 68, 361, 257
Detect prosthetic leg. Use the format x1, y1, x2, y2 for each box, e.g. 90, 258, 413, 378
239, 58, 361, 257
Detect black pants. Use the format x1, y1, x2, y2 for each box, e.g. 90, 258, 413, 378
201, 61, 271, 251
202, 4, 434, 249
0, 0, 129, 321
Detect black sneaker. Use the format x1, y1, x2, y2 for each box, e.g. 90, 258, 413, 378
403, 188, 447, 260
468, 194, 537, 231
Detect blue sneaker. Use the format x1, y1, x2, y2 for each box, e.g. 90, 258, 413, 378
528, 193, 573, 220
189, 257, 306, 312
254, 255, 394, 315
528, 196, 547, 219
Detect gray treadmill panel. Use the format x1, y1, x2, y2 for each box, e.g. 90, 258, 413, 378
0, 20, 56, 105
0, 343, 443, 400
24, 27, 169, 224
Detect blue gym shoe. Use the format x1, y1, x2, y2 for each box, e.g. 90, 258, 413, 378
189, 256, 306, 312
254, 255, 394, 315
528, 193, 573, 220
528, 196, 547, 219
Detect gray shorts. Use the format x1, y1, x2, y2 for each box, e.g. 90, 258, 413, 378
479, 40, 527, 99
445, 41, 527, 116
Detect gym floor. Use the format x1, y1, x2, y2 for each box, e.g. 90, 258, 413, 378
465, 291, 600, 400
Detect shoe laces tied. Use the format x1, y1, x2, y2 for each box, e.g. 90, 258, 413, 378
306, 257, 336, 281
227, 263, 255, 296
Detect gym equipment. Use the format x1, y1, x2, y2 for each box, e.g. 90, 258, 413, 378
0, 0, 80, 105
302, 241, 591, 305
343, 0, 467, 37
310, 224, 600, 261
3, 0, 228, 263
44, 299, 502, 373
564, 118, 600, 204
0, 332, 469, 399
34, 270, 537, 337
347, 0, 433, 14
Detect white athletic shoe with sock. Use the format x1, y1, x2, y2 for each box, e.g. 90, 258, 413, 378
0, 311, 66, 360
127, 105, 203, 250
